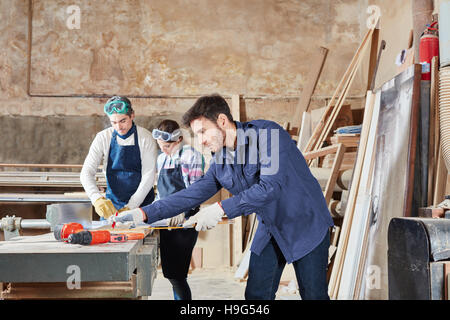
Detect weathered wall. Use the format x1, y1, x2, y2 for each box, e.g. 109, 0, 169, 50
0, 0, 414, 164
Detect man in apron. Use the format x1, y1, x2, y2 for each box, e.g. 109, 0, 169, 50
80, 96, 158, 220
152, 119, 205, 300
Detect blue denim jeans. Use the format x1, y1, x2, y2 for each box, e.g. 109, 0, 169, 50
245, 230, 330, 300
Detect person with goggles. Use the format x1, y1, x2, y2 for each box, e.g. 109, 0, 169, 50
150, 120, 204, 300
80, 96, 158, 220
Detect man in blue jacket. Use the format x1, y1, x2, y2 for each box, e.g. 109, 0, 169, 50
114, 94, 334, 300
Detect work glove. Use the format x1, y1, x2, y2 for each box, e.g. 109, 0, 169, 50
93, 197, 117, 219
118, 206, 130, 213
168, 213, 185, 227
110, 208, 147, 228
182, 202, 224, 232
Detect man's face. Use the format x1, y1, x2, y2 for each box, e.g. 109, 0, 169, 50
109, 113, 134, 136
190, 116, 225, 153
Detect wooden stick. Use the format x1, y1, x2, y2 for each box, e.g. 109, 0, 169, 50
311, 58, 361, 155
230, 94, 243, 266
303, 27, 375, 154
366, 28, 380, 91
292, 47, 329, 133
0, 163, 84, 169
324, 144, 346, 204
303, 144, 339, 161
433, 143, 448, 206
312, 32, 373, 155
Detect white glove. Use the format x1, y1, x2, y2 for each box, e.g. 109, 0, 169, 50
168, 213, 185, 227
182, 202, 224, 231
110, 208, 146, 228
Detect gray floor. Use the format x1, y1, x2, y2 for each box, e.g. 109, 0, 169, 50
148, 267, 301, 300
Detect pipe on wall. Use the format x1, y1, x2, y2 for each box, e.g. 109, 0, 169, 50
412, 0, 434, 62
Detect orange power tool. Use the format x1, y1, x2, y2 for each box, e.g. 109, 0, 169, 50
67, 230, 112, 245
53, 222, 84, 242
53, 222, 144, 245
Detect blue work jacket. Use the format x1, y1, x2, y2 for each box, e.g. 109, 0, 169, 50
143, 120, 334, 263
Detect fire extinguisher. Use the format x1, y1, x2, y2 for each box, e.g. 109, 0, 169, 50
419, 21, 439, 81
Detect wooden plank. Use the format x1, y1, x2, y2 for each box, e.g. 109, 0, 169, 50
2, 276, 137, 299
324, 144, 346, 204
311, 48, 367, 154
304, 26, 376, 154
0, 232, 141, 253
367, 28, 380, 91
0, 163, 84, 169
292, 46, 329, 134
297, 111, 311, 151
338, 91, 380, 299
234, 217, 258, 281
358, 65, 421, 300
230, 94, 243, 267
328, 90, 377, 299
303, 144, 339, 161
330, 135, 360, 148
433, 144, 448, 206
429, 56, 440, 205
403, 64, 422, 217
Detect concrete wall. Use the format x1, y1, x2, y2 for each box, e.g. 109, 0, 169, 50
0, 0, 413, 165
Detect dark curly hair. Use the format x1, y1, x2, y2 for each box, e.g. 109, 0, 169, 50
182, 94, 233, 127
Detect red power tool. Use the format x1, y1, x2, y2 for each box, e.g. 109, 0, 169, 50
53, 222, 84, 242
67, 230, 112, 245
53, 222, 143, 245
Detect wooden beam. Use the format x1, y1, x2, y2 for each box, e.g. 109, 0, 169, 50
428, 57, 439, 205
367, 28, 380, 91
324, 144, 346, 204
303, 144, 339, 161
229, 94, 243, 267
292, 47, 328, 134
2, 276, 137, 299
304, 25, 376, 154
0, 163, 84, 169
328, 90, 377, 298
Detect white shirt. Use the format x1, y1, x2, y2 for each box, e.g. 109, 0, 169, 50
80, 125, 158, 209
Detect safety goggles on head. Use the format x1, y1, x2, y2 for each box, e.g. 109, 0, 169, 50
152, 128, 181, 142
104, 100, 130, 116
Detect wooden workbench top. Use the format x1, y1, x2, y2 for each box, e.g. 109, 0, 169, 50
0, 232, 143, 253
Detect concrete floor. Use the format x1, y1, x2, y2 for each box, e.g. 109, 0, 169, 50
148, 267, 301, 300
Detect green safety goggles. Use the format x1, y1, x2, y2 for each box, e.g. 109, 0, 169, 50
104, 100, 130, 115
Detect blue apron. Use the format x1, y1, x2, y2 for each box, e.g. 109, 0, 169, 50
106, 124, 155, 210
157, 146, 198, 283
157, 147, 198, 218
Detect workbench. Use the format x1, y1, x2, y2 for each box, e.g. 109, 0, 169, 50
0, 228, 159, 299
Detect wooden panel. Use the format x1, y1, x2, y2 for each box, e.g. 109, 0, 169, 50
2, 276, 137, 299
359, 65, 421, 300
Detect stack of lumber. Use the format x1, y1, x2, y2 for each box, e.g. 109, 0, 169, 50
301, 24, 377, 157
323, 151, 357, 171
295, 19, 384, 299
330, 134, 360, 148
